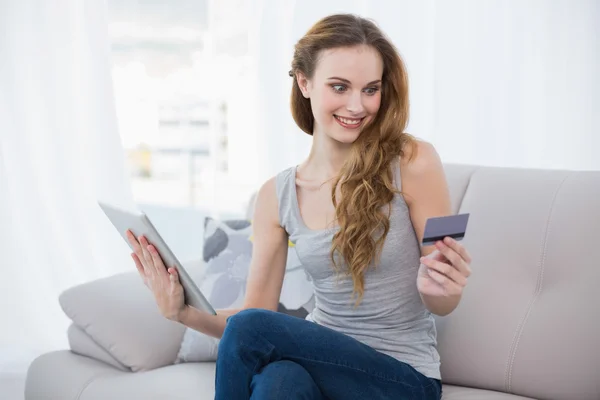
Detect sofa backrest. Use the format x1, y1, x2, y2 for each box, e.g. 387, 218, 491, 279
245, 163, 600, 399
437, 164, 600, 400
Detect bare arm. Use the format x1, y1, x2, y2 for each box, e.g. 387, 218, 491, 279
178, 177, 289, 338
401, 141, 461, 316
401, 141, 452, 257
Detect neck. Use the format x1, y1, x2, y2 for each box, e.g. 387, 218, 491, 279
302, 128, 352, 181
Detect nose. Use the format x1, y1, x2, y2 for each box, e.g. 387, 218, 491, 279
345, 90, 365, 115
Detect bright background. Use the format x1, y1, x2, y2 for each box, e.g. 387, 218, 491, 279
1, 0, 598, 396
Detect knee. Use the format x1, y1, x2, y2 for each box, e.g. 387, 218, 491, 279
259, 360, 305, 377
229, 308, 273, 326
226, 308, 275, 333
220, 308, 276, 349
252, 361, 321, 400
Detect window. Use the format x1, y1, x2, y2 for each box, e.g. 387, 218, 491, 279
108, 0, 256, 216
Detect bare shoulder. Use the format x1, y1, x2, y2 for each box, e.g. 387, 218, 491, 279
252, 176, 281, 228
242, 175, 289, 311
399, 139, 452, 255
399, 139, 449, 208
400, 139, 443, 178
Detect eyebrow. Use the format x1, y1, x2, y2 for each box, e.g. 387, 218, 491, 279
327, 77, 382, 85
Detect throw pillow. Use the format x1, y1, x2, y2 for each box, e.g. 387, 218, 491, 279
175, 217, 314, 363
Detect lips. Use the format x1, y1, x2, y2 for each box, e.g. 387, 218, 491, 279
334, 115, 364, 129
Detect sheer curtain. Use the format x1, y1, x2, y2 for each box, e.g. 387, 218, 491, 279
2, 0, 598, 375
431, 0, 599, 169
0, 0, 135, 373
251, 0, 599, 180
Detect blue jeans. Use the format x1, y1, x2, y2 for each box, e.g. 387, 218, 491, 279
215, 309, 442, 400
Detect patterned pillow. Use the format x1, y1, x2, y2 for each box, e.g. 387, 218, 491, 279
175, 217, 314, 363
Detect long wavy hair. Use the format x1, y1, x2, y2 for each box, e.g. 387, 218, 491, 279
289, 14, 417, 305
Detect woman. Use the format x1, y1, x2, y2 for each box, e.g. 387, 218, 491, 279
128, 13, 472, 400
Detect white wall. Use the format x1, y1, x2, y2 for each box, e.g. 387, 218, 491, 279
245, 0, 599, 180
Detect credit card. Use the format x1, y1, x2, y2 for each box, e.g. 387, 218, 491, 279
422, 213, 470, 246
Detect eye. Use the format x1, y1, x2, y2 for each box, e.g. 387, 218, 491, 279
364, 87, 380, 96
331, 84, 347, 93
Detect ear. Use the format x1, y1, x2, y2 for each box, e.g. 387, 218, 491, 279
295, 72, 311, 99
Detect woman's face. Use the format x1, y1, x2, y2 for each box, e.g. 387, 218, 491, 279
298, 45, 383, 144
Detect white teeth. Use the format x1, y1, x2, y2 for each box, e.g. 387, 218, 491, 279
336, 116, 362, 125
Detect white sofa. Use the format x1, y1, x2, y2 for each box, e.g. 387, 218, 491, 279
25, 163, 600, 399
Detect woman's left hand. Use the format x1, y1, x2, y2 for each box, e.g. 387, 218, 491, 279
417, 237, 472, 298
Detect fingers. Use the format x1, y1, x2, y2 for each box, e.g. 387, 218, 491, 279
125, 231, 154, 267
126, 230, 161, 277
436, 240, 471, 278
138, 236, 153, 265
426, 269, 462, 295
131, 253, 145, 275
168, 267, 181, 289
127, 231, 152, 277
420, 256, 467, 287
443, 236, 473, 266
148, 244, 169, 279
126, 230, 144, 259
126, 231, 170, 285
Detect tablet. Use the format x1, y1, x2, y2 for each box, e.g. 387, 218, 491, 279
98, 201, 216, 315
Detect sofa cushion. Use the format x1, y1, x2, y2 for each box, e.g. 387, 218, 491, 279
175, 216, 315, 363
67, 323, 128, 371
439, 163, 480, 214
80, 359, 216, 400
59, 259, 206, 372
25, 351, 122, 400
435, 167, 600, 400
25, 350, 217, 400
25, 351, 534, 400
441, 385, 534, 400
199, 216, 313, 312
176, 328, 220, 363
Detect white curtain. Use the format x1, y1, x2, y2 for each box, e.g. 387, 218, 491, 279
1, 0, 598, 375
251, 0, 600, 179
0, 0, 135, 373
431, 0, 599, 170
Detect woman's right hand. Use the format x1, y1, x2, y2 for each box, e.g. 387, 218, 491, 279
126, 230, 188, 322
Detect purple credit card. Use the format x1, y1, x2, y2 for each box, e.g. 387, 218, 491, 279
422, 213, 470, 246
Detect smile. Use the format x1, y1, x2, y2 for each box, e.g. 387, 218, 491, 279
334, 115, 364, 129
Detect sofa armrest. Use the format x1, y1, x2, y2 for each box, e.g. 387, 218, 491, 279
59, 259, 206, 372
67, 323, 129, 371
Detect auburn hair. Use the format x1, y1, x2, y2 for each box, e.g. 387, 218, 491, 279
289, 14, 417, 305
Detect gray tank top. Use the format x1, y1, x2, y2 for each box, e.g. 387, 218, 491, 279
275, 161, 441, 380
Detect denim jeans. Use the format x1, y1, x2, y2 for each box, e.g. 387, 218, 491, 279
215, 309, 442, 400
